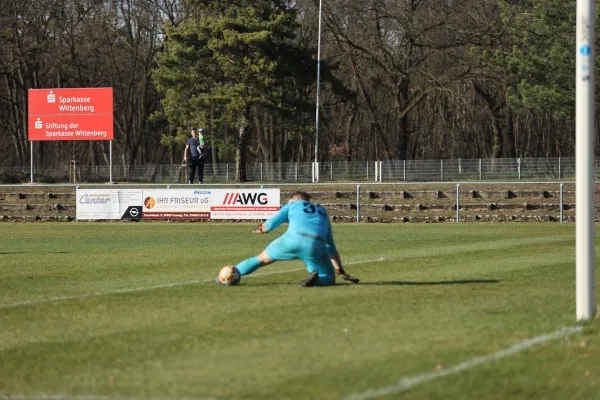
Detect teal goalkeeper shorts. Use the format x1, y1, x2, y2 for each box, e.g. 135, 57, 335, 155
264, 232, 335, 286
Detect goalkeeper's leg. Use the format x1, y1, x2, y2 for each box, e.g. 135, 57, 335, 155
302, 263, 335, 287
300, 246, 336, 287
235, 234, 297, 276
234, 249, 277, 275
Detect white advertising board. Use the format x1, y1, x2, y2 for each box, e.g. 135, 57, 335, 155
142, 189, 211, 219
76, 188, 280, 220
76, 189, 143, 220
210, 189, 280, 219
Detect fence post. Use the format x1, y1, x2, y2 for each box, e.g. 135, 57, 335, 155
226, 163, 229, 182
317, 162, 320, 182
458, 158, 462, 174
356, 184, 361, 223
518, 157, 521, 180
441, 159, 444, 181
403, 160, 406, 181
478, 158, 482, 180
295, 162, 298, 181
330, 161, 333, 181
366, 161, 369, 180
379, 161, 383, 182
558, 156, 562, 179
260, 163, 263, 181
456, 183, 460, 223
69, 160, 77, 183
374, 161, 379, 182
560, 182, 564, 223
316, 162, 320, 182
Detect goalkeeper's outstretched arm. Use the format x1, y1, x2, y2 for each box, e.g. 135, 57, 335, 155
330, 251, 360, 284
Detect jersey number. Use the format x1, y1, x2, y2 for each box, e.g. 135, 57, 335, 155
303, 203, 326, 216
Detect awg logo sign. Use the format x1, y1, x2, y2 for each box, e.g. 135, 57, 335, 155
212, 189, 280, 219
223, 192, 268, 205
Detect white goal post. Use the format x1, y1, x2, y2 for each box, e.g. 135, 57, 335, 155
576, 0, 597, 321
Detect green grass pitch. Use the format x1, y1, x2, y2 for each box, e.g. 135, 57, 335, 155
0, 222, 598, 400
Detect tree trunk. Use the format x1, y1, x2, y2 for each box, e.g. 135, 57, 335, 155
491, 119, 503, 159
505, 109, 516, 158
235, 125, 249, 182
254, 112, 270, 162
345, 110, 356, 161
395, 79, 410, 160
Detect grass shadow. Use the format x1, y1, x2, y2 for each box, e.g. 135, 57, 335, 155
0, 251, 72, 255
243, 279, 499, 287
361, 279, 499, 286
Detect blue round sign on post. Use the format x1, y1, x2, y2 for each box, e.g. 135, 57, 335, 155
580, 45, 591, 56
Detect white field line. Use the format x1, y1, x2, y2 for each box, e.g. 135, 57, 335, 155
0, 325, 582, 400
0, 395, 217, 400
343, 325, 583, 400
0, 257, 384, 310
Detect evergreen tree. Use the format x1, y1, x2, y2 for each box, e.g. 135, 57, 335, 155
475, 0, 600, 117
153, 0, 316, 181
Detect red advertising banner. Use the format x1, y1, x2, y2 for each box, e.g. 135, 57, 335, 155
28, 88, 113, 140
28, 114, 113, 141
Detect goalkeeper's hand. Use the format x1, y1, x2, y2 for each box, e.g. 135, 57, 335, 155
336, 267, 360, 284
252, 224, 267, 234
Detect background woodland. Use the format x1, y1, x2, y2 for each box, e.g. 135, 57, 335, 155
0, 0, 597, 181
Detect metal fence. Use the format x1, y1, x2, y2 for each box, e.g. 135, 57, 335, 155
1, 157, 597, 183
0, 180, 583, 224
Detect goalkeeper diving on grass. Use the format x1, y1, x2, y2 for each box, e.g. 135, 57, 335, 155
218, 191, 360, 286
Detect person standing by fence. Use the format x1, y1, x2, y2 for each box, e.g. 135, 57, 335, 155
183, 128, 206, 184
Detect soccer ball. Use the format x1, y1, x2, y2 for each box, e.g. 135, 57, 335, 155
217, 265, 241, 286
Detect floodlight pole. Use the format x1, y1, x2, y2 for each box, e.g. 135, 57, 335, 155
314, 0, 323, 183
576, 0, 596, 321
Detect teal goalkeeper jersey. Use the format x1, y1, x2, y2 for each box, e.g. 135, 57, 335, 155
263, 200, 337, 253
